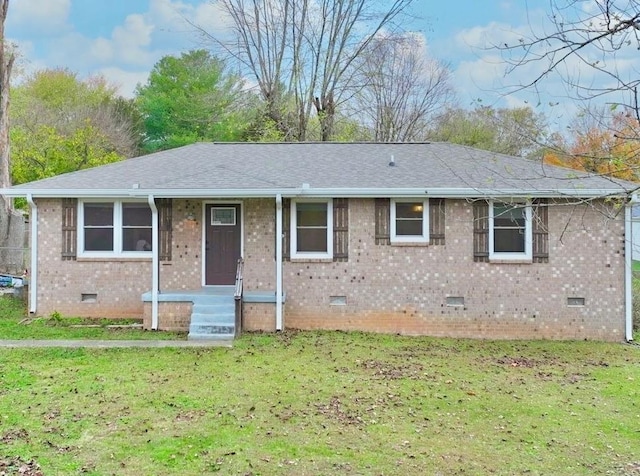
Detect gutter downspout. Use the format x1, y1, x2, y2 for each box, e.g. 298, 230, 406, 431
26, 194, 37, 314
625, 200, 634, 342
148, 195, 159, 330
275, 194, 283, 331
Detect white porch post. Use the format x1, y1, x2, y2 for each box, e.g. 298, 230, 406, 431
26, 194, 37, 314
276, 194, 283, 331
625, 200, 634, 341
148, 195, 159, 330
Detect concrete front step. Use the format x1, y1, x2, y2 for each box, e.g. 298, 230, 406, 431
191, 303, 234, 314
188, 294, 236, 340
190, 312, 234, 324
189, 323, 235, 340
188, 318, 235, 338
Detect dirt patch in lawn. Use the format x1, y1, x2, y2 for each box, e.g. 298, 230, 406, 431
0, 456, 43, 476
1, 428, 29, 444
360, 359, 424, 379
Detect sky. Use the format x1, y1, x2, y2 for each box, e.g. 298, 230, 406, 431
5, 0, 625, 129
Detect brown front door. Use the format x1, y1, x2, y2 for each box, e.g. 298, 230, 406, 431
205, 204, 241, 285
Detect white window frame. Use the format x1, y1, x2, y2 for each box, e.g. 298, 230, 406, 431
291, 199, 333, 260
78, 199, 152, 258
390, 198, 429, 243
488, 200, 532, 261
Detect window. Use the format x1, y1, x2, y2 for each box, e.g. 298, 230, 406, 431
83, 202, 114, 251
291, 199, 333, 259
489, 201, 532, 260
79, 200, 152, 257
122, 203, 152, 251
390, 199, 429, 243
211, 207, 236, 225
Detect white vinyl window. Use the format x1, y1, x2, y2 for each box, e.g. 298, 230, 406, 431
489, 201, 532, 261
291, 199, 333, 259
390, 199, 429, 243
79, 200, 152, 257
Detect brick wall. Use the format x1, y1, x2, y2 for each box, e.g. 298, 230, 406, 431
159, 199, 203, 290
34, 199, 152, 318
143, 302, 191, 331
277, 199, 626, 341
34, 197, 627, 340
243, 198, 276, 291
242, 303, 277, 331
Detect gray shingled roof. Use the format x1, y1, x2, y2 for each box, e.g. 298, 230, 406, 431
4, 142, 637, 198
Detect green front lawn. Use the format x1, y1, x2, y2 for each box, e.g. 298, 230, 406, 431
0, 331, 638, 475
0, 296, 185, 340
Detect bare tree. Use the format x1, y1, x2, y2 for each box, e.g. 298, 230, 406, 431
0, 0, 23, 274
491, 0, 640, 192
198, 0, 414, 141
352, 33, 453, 142
499, 1, 640, 122
0, 0, 13, 211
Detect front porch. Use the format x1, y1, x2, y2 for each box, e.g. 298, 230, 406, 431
141, 287, 283, 338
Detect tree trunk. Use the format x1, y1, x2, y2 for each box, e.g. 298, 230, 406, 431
0, 0, 13, 199
314, 93, 335, 141
0, 0, 20, 273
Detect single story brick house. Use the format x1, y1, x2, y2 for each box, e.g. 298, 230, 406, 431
2, 142, 637, 341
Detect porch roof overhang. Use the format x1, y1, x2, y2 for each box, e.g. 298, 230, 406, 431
1, 186, 633, 200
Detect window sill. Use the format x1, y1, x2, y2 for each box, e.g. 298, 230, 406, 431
76, 257, 153, 262
488, 259, 532, 265
290, 257, 334, 263
390, 241, 430, 247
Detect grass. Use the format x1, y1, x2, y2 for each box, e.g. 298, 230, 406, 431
0, 331, 639, 475
1, 296, 639, 475
0, 296, 186, 340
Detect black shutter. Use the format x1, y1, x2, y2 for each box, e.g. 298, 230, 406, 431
473, 200, 489, 262
532, 198, 549, 263
61, 198, 77, 260
158, 199, 172, 261
375, 198, 390, 245
429, 198, 445, 245
333, 198, 348, 261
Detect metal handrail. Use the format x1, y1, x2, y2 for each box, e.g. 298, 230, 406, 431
234, 258, 244, 337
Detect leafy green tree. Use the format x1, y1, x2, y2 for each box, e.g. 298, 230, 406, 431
10, 68, 139, 187
135, 50, 250, 151
11, 124, 121, 184
428, 106, 547, 158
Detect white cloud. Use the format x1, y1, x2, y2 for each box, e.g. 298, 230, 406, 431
191, 1, 233, 33
113, 14, 154, 48
80, 1, 232, 97
8, 1, 225, 95
9, 0, 71, 36
98, 67, 151, 98
110, 14, 155, 65
89, 38, 114, 64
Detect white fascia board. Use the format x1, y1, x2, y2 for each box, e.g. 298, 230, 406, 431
286, 188, 634, 199
0, 188, 293, 198
1, 187, 634, 199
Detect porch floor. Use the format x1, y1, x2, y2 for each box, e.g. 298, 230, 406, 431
141, 286, 235, 302
141, 287, 282, 304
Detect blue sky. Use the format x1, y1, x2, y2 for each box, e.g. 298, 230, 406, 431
5, 0, 601, 127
